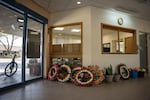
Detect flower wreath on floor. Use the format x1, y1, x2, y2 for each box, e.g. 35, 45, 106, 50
48, 64, 59, 80
57, 64, 71, 82
117, 63, 130, 80
74, 68, 94, 86
88, 65, 105, 85
71, 66, 82, 83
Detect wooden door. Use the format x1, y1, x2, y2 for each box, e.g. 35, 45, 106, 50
125, 37, 134, 53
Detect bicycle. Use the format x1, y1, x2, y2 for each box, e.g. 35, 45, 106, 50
4, 54, 18, 77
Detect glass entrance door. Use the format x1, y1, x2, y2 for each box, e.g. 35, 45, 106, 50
0, 0, 47, 89
0, 5, 23, 88
25, 17, 43, 81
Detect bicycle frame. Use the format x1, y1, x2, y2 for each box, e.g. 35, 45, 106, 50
12, 54, 17, 62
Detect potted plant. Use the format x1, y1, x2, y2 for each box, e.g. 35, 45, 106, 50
105, 64, 114, 83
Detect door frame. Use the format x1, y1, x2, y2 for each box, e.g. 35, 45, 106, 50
147, 33, 150, 74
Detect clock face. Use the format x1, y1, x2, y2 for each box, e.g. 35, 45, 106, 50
118, 18, 123, 25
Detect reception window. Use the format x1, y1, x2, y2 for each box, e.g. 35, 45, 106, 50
50, 22, 82, 66
101, 23, 137, 54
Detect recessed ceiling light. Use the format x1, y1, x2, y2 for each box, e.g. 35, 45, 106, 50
30, 31, 39, 35
77, 1, 81, 5
18, 26, 23, 30
54, 27, 64, 31
71, 29, 80, 32
17, 18, 24, 23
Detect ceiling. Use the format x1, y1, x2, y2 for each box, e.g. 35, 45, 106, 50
0, 4, 42, 36
0, 5, 23, 36
0, 2, 80, 37
1, 0, 150, 37
32, 0, 150, 21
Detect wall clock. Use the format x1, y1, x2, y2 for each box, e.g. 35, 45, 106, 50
118, 18, 123, 25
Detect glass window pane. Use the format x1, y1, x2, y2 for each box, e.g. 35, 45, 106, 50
50, 23, 82, 66
119, 31, 134, 53
52, 24, 81, 54
101, 24, 137, 54
102, 29, 118, 53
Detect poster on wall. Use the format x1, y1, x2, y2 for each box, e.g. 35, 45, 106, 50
27, 29, 40, 58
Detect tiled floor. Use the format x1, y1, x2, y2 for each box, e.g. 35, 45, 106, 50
0, 77, 150, 100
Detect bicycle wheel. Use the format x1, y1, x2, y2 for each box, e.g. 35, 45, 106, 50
5, 62, 18, 77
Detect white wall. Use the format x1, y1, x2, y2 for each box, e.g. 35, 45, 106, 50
90, 6, 150, 71
49, 6, 150, 73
